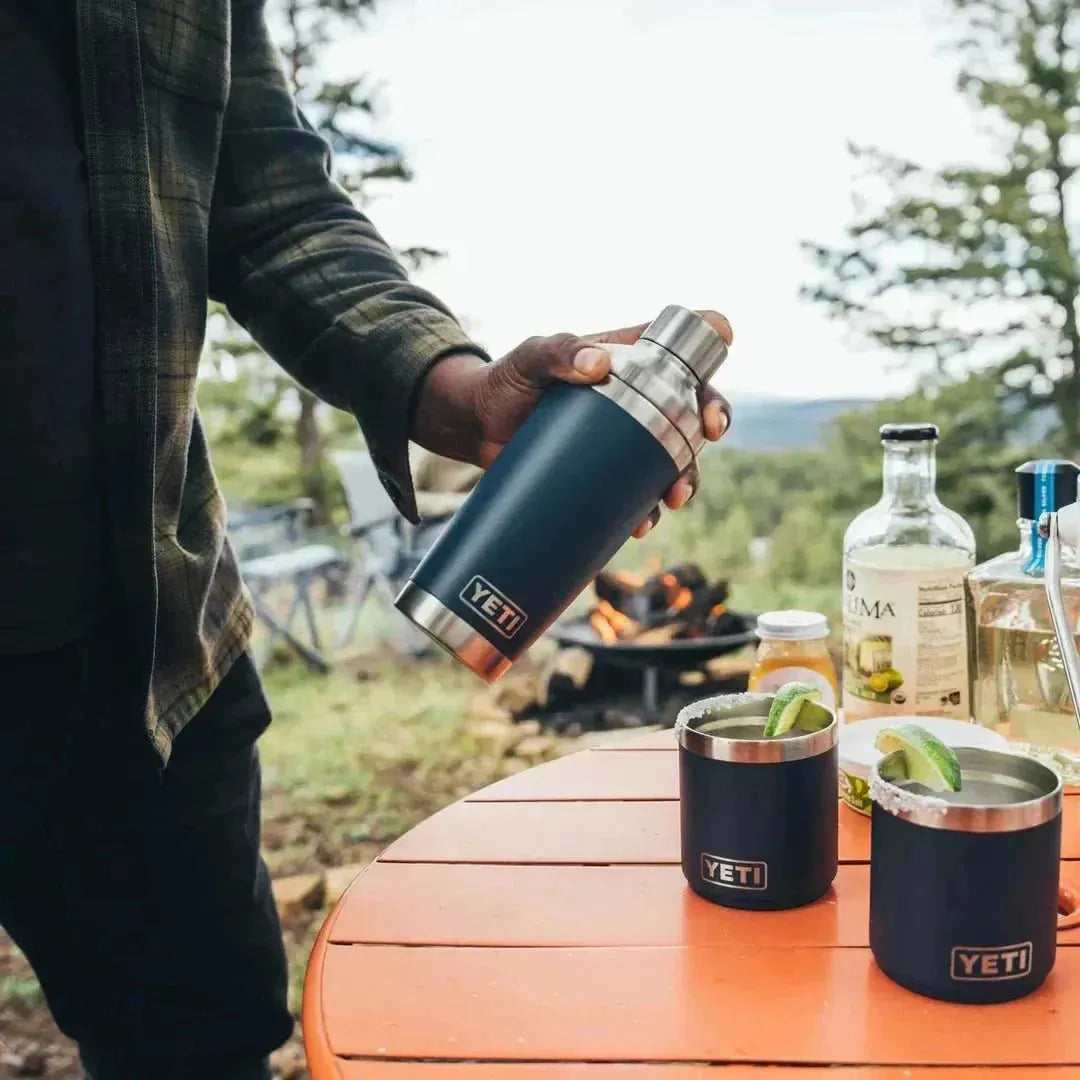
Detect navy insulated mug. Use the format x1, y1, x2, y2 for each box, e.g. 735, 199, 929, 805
394, 306, 729, 681
869, 747, 1063, 1003
676, 693, 839, 911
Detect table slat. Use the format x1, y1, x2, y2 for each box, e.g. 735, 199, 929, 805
381, 797, 1080, 865
320, 944, 1080, 1066
469, 751, 677, 802
472, 747, 1080, 803
590, 729, 677, 751
328, 862, 1080, 949
347, 1066, 1077, 1079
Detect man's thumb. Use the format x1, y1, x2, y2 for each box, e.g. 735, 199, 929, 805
506, 333, 611, 386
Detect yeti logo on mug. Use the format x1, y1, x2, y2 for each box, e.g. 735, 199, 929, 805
700, 853, 767, 891
951, 942, 1033, 982
460, 575, 527, 639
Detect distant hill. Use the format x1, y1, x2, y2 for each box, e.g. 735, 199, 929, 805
717, 393, 1058, 453
720, 395, 873, 451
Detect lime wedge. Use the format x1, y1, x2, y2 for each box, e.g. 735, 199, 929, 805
764, 682, 832, 737
874, 723, 962, 792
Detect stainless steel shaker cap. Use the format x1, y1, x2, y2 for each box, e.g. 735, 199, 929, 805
641, 306, 729, 385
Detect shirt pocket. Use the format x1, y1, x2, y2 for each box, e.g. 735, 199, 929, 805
138, 0, 230, 110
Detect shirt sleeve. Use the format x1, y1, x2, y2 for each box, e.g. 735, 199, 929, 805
207, 0, 489, 522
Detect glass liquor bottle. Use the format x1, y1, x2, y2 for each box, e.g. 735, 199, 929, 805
842, 424, 976, 723
966, 460, 1080, 780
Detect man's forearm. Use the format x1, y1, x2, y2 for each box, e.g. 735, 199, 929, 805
207, 0, 488, 523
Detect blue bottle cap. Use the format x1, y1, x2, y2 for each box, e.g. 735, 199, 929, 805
1017, 460, 1080, 573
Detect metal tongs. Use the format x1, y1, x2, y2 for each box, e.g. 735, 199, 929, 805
1038, 502, 1080, 732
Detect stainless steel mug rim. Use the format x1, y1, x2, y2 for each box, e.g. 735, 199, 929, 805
870, 746, 1062, 832
675, 692, 838, 763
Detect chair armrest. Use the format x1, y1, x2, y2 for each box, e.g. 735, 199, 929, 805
342, 515, 398, 538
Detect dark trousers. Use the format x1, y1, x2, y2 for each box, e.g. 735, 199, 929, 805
0, 642, 292, 1079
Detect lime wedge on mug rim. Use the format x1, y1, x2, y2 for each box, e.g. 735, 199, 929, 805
764, 682, 834, 737
874, 723, 962, 792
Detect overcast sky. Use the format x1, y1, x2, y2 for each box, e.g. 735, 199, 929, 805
330, 0, 989, 402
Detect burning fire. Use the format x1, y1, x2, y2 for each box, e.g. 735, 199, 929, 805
589, 599, 638, 644
661, 572, 694, 615
587, 563, 732, 644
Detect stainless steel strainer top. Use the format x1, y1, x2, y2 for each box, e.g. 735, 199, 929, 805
1038, 503, 1080, 735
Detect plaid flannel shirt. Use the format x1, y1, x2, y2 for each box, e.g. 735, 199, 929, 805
79, 0, 485, 760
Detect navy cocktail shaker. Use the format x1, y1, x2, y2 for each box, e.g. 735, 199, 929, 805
394, 305, 729, 681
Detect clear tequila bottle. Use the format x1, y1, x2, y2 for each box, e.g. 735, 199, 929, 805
966, 460, 1080, 780
842, 424, 975, 722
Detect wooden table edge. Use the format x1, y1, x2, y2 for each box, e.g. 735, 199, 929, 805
303, 906, 343, 1080
305, 862, 379, 1079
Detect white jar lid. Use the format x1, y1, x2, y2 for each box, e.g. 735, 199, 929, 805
755, 610, 829, 641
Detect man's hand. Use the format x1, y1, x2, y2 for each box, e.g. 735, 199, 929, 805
412, 311, 733, 538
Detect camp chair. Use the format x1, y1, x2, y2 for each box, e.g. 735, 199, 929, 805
228, 500, 346, 672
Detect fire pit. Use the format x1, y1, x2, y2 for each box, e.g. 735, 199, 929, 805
550, 566, 754, 716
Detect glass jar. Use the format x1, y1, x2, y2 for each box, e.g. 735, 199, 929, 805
748, 610, 838, 709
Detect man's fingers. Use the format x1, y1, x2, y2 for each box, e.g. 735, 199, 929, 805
505, 333, 611, 387
702, 389, 732, 441
633, 505, 663, 539
695, 310, 734, 346
635, 465, 701, 536
584, 322, 648, 349
664, 466, 700, 510
583, 309, 734, 350
504, 311, 732, 390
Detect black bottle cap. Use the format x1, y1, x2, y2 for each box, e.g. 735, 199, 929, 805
1016, 460, 1080, 520
880, 423, 939, 442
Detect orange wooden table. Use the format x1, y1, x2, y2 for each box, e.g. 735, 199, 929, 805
303, 729, 1080, 1079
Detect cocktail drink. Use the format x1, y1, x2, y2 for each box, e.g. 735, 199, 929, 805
676, 691, 838, 910
869, 746, 1063, 1003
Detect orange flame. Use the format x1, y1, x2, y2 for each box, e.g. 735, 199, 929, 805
589, 598, 640, 643
670, 588, 694, 613
660, 572, 693, 614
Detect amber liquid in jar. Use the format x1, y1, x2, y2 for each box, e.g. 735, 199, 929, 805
747, 610, 838, 710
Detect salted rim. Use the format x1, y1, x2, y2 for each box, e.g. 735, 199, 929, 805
869, 747, 1062, 833
676, 692, 837, 764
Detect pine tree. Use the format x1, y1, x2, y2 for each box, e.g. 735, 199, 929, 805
803, 0, 1079, 445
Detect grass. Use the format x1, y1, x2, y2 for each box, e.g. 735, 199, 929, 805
258, 648, 496, 877
0, 975, 44, 1013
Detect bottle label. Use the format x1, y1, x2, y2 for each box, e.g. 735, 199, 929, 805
842, 559, 970, 721
751, 665, 836, 710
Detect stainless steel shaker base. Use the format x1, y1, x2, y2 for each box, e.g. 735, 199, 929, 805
394, 581, 511, 683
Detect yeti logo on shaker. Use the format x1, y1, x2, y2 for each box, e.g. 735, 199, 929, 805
700, 853, 767, 891
950, 942, 1033, 982
460, 575, 527, 639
